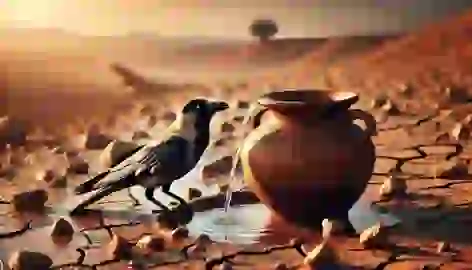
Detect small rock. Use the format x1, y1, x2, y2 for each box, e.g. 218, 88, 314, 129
12, 189, 48, 213
50, 175, 68, 188
370, 96, 389, 109
50, 218, 75, 246
161, 111, 177, 122
436, 241, 451, 253
379, 172, 407, 199
99, 140, 142, 168
273, 262, 289, 270
444, 86, 472, 103
220, 261, 233, 270
220, 122, 235, 133
67, 159, 89, 174
435, 132, 450, 143
232, 115, 245, 123
398, 83, 413, 97
451, 122, 470, 141
0, 116, 28, 147
303, 241, 339, 268
8, 250, 53, 270
190, 234, 212, 253
321, 219, 346, 236
359, 223, 389, 249
148, 115, 158, 128
132, 131, 151, 140
236, 100, 250, 109
188, 188, 202, 200
135, 234, 165, 255
140, 104, 156, 116
85, 133, 113, 150
380, 100, 401, 115
438, 161, 469, 179
201, 155, 234, 182
36, 169, 56, 183
171, 226, 190, 240
420, 264, 440, 270
106, 233, 134, 260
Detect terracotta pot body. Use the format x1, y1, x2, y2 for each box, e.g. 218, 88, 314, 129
240, 90, 377, 230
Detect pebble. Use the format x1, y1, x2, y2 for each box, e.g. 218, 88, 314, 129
303, 241, 339, 268
220, 122, 236, 133
437, 161, 469, 179
379, 172, 408, 199
232, 115, 245, 123
236, 100, 250, 109
50, 218, 75, 246
99, 140, 142, 168
436, 241, 451, 253
8, 250, 53, 270
188, 187, 202, 200
444, 86, 472, 103
135, 234, 166, 254
220, 261, 233, 270
85, 132, 113, 150
132, 130, 151, 140
171, 226, 190, 240
106, 233, 135, 260
148, 115, 158, 128
12, 189, 48, 213
273, 262, 289, 270
201, 155, 234, 180
380, 99, 401, 115
450, 122, 470, 141
67, 158, 89, 174
161, 111, 177, 122
359, 223, 390, 249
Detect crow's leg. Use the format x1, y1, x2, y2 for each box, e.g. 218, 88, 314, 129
127, 188, 141, 206
161, 184, 187, 206
145, 188, 170, 213
71, 186, 117, 215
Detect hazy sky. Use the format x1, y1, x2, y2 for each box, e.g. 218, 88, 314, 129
0, 0, 471, 38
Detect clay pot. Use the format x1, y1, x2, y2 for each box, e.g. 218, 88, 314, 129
239, 89, 377, 231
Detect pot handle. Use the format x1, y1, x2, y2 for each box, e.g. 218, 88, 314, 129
349, 109, 378, 137
249, 106, 270, 129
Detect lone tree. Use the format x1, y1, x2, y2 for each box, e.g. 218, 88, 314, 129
250, 19, 278, 42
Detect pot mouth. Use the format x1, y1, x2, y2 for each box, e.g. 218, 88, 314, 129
257, 89, 359, 109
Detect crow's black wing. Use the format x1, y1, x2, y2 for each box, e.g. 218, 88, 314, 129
76, 136, 192, 193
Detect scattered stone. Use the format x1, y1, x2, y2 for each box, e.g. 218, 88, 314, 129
50, 218, 75, 246
0, 116, 28, 147
436, 241, 451, 253
50, 175, 68, 188
85, 132, 113, 150
321, 219, 346, 236
191, 234, 212, 253
236, 100, 250, 109
171, 226, 190, 240
201, 155, 234, 181
435, 132, 450, 143
380, 99, 401, 115
379, 172, 407, 199
188, 188, 202, 200
273, 262, 289, 270
303, 241, 339, 268
135, 234, 165, 255
451, 122, 470, 141
106, 233, 135, 260
220, 261, 233, 270
420, 264, 440, 270
444, 86, 472, 103
359, 223, 389, 249
148, 115, 158, 128
220, 122, 236, 133
232, 115, 245, 123
140, 104, 156, 116
438, 161, 469, 179
132, 131, 151, 140
8, 250, 53, 270
67, 158, 89, 175
161, 111, 177, 122
12, 189, 48, 213
398, 83, 413, 97
370, 96, 389, 109
99, 140, 142, 168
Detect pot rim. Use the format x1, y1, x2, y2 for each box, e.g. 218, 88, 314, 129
257, 89, 359, 109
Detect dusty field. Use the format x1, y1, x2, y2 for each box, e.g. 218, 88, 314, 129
3, 9, 472, 270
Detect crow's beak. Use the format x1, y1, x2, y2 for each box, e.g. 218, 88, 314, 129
210, 101, 230, 112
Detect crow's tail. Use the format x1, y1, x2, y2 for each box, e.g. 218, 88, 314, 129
74, 170, 110, 195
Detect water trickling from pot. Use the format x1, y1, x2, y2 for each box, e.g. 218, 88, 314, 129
223, 103, 260, 213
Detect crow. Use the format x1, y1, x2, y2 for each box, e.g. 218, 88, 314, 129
71, 98, 229, 214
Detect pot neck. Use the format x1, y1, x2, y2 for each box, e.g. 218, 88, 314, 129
269, 104, 350, 126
